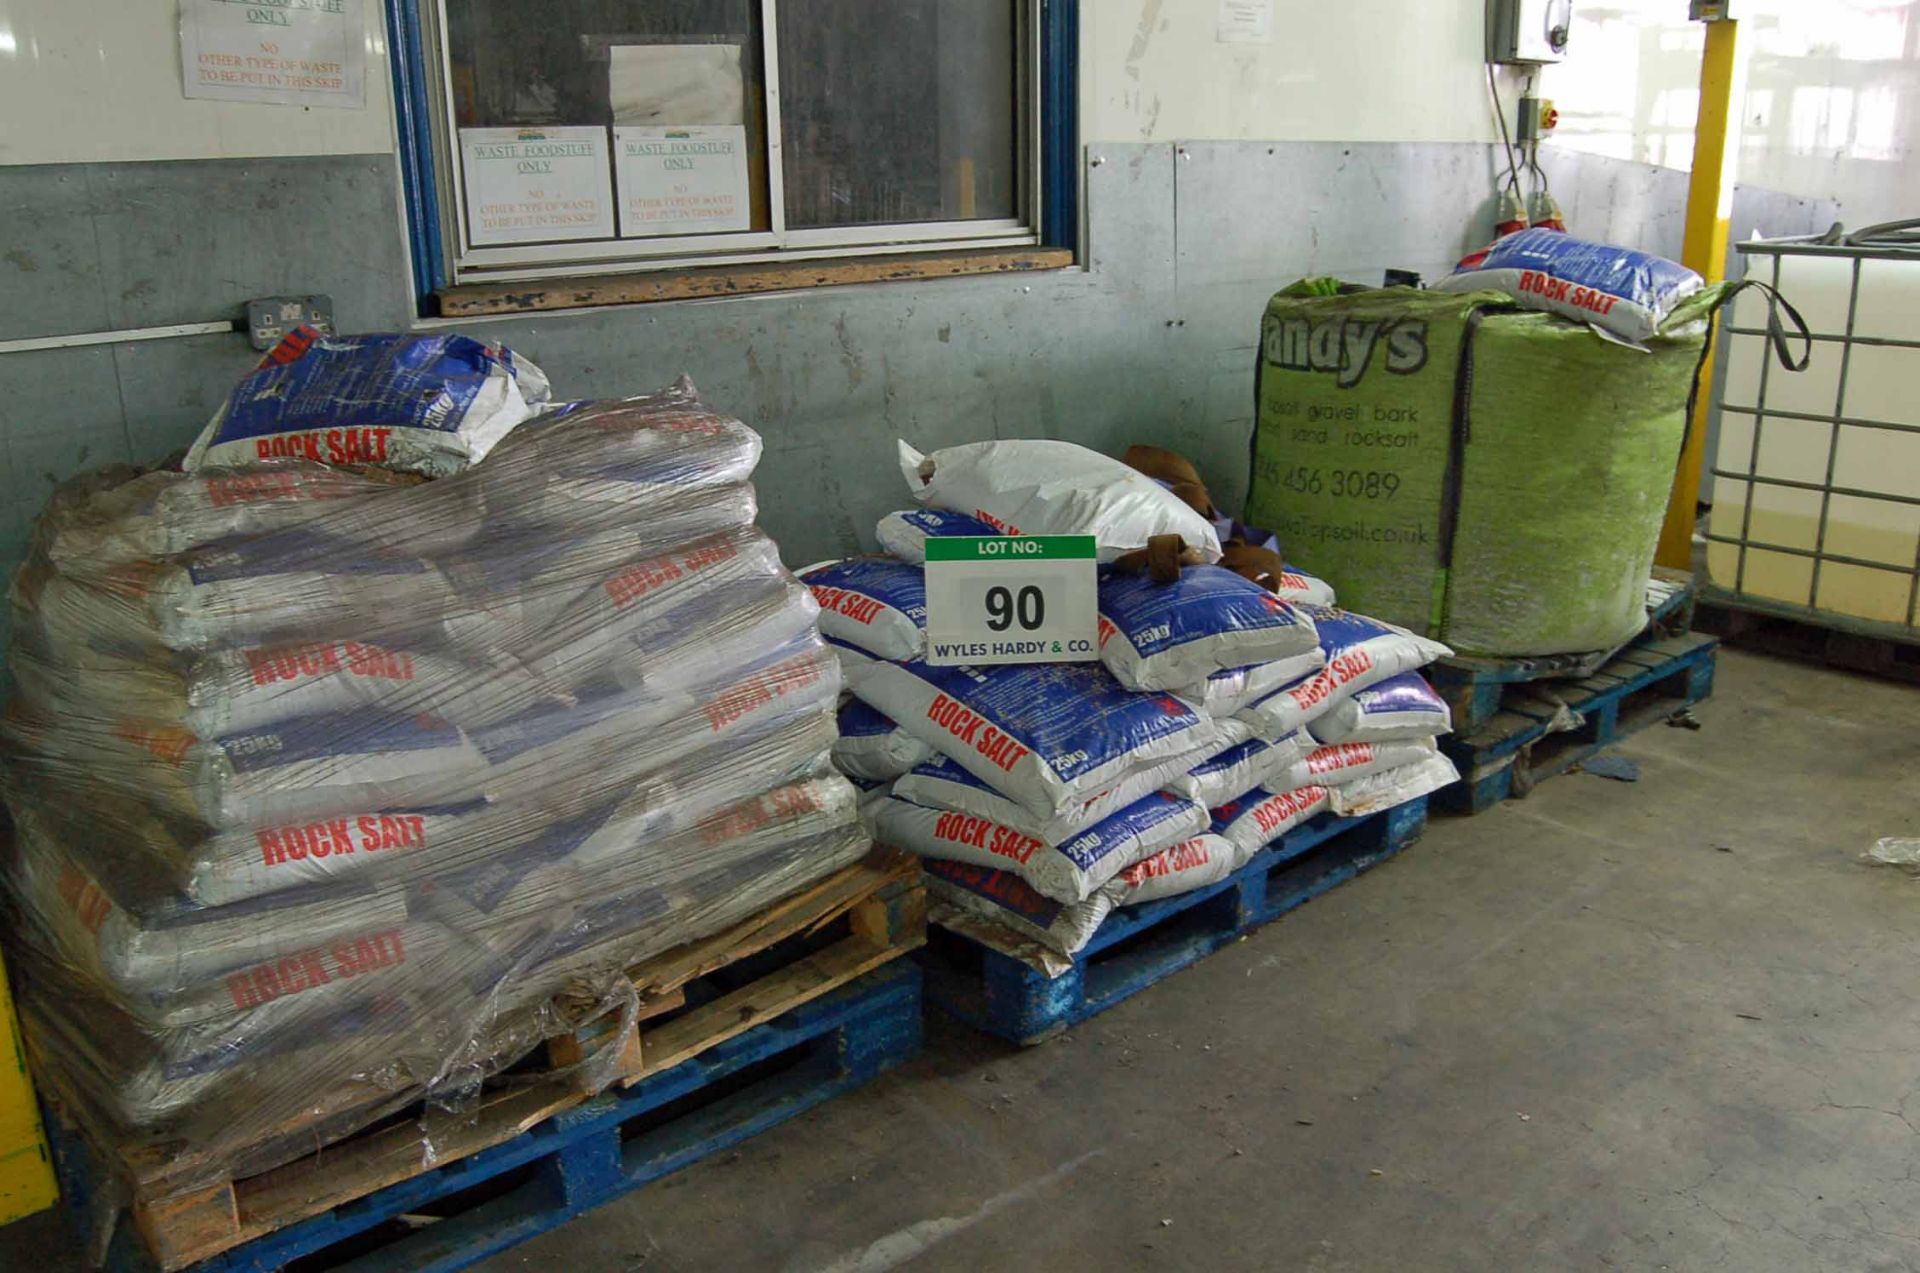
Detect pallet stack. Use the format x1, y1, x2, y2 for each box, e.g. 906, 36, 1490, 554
923, 797, 1429, 1044
1430, 569, 1720, 814
49, 852, 923, 1272
0, 357, 925, 1270
804, 440, 1460, 1043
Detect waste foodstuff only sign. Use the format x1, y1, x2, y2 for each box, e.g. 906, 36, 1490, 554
180, 0, 367, 108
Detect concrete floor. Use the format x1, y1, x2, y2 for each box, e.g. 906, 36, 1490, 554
6, 647, 1919, 1271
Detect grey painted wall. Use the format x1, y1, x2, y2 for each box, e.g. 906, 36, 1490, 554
0, 143, 1837, 598
0, 154, 415, 580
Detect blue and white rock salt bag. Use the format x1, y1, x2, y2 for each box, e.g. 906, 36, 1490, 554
925, 832, 1240, 960
1096, 565, 1319, 693
1433, 228, 1704, 345
163, 708, 486, 830
874, 508, 1001, 563
866, 787, 1208, 903
1179, 650, 1326, 716
1165, 733, 1310, 810
186, 330, 550, 478
830, 699, 935, 781
1270, 737, 1440, 792
1235, 606, 1450, 740
1328, 753, 1459, 818
1272, 566, 1338, 608
1307, 672, 1452, 745
842, 656, 1224, 818
1209, 784, 1331, 859
799, 558, 928, 662
890, 736, 1237, 844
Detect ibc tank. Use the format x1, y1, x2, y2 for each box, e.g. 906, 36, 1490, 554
1707, 234, 1920, 636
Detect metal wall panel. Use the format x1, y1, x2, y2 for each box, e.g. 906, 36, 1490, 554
0, 154, 416, 599
1174, 141, 1510, 294
0, 345, 128, 535
0, 155, 415, 341
1536, 148, 1692, 263
110, 335, 268, 462
0, 344, 132, 615
1726, 184, 1841, 262
0, 167, 114, 341
1167, 140, 1513, 515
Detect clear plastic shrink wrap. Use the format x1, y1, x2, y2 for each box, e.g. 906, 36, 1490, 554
0, 374, 868, 1192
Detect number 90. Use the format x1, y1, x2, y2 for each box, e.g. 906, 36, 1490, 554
985, 585, 1046, 632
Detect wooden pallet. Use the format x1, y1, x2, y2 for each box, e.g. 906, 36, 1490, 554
1696, 591, 1920, 686
51, 965, 920, 1273
1435, 633, 1718, 816
920, 798, 1430, 1046
544, 849, 926, 1089
1428, 568, 1699, 735
49, 849, 925, 1272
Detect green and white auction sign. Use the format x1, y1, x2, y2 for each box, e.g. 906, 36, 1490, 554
923, 536, 1099, 666
614, 126, 752, 236
459, 127, 615, 246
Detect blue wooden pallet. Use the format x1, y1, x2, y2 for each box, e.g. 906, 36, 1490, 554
1427, 569, 1699, 734
47, 964, 921, 1273
920, 798, 1429, 1045
1435, 632, 1718, 816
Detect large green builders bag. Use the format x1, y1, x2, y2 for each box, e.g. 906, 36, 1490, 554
1246, 280, 1719, 657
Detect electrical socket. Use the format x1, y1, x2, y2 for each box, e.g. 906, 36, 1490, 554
247, 296, 335, 351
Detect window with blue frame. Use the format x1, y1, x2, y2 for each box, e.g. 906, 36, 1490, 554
387, 0, 1076, 300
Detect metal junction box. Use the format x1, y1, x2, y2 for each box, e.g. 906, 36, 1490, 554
1487, 0, 1572, 64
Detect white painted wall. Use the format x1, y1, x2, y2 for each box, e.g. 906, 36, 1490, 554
1545, 0, 1920, 224
13, 0, 1910, 229
1080, 0, 1920, 221
0, 0, 395, 165
1081, 0, 1526, 143
15, 0, 1511, 166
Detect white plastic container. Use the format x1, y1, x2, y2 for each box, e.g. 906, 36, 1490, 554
1708, 239, 1920, 632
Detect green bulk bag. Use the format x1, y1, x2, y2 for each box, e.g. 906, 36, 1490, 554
1245, 280, 1721, 657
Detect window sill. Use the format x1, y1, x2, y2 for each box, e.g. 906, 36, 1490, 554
435, 247, 1077, 318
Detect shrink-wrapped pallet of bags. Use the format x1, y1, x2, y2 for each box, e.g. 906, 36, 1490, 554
0, 332, 867, 1189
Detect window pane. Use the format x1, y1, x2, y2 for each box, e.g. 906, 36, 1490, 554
444, 0, 771, 242
777, 0, 1021, 229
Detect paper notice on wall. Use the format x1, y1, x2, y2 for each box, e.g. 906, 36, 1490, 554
609, 44, 746, 126
459, 127, 615, 246
179, 0, 367, 108
614, 126, 752, 237
1216, 0, 1273, 44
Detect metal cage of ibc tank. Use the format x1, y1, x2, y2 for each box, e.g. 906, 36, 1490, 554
1705, 230, 1920, 649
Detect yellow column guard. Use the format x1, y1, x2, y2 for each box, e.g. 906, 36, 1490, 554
0, 950, 56, 1224
1657, 15, 1745, 571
